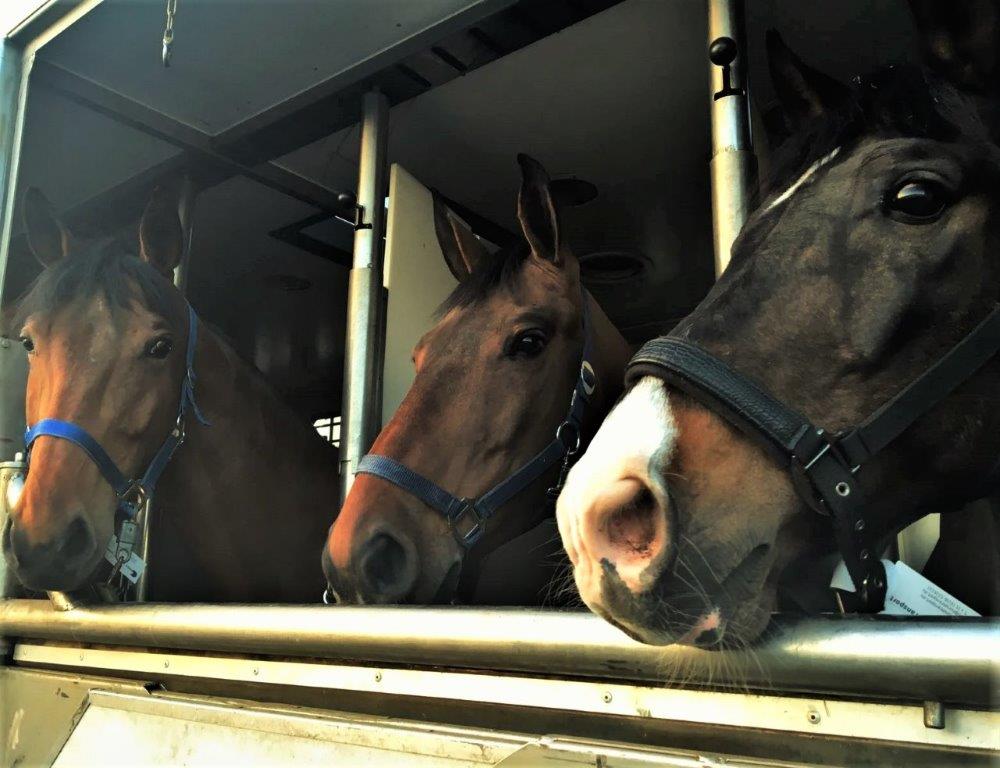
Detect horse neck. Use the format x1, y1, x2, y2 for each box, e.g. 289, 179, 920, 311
153, 324, 338, 602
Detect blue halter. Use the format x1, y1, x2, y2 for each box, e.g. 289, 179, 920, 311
23, 304, 210, 519
356, 293, 597, 548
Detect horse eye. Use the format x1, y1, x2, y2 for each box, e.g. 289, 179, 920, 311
20, 336, 34, 353
508, 329, 547, 359
886, 180, 948, 222
146, 337, 173, 359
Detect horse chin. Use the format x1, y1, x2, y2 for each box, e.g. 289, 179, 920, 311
588, 542, 777, 649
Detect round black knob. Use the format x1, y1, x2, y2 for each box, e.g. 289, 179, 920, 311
336, 191, 357, 207
709, 36, 738, 67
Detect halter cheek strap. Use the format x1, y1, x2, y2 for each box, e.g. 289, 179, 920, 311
626, 303, 1000, 612
357, 292, 597, 548
24, 304, 210, 519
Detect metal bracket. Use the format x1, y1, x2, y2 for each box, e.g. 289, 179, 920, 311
332, 191, 370, 231
709, 36, 745, 100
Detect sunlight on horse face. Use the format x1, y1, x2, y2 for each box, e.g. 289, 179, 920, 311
558, 31, 1000, 646
325, 156, 590, 605
2, 188, 187, 592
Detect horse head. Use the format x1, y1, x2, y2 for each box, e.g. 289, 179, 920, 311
2, 186, 192, 592
323, 155, 629, 604
557, 11, 1000, 646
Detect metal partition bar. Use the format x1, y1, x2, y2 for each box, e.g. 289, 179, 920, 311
0, 38, 27, 301
707, 0, 754, 277
339, 90, 390, 502
0, 600, 995, 707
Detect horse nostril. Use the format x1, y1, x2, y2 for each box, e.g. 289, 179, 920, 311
580, 476, 673, 592
58, 516, 96, 567
606, 484, 660, 557
359, 530, 417, 602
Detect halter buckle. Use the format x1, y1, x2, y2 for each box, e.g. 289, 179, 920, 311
449, 498, 486, 547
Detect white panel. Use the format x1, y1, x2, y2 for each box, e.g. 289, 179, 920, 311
53, 691, 518, 767
381, 164, 457, 425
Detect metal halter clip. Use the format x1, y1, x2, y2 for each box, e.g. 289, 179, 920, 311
555, 421, 581, 455
118, 480, 148, 511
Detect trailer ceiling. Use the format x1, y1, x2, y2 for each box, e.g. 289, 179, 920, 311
10, 0, 920, 414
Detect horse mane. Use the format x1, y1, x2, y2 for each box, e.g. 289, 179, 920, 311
761, 64, 989, 204
436, 240, 531, 315
5, 240, 182, 334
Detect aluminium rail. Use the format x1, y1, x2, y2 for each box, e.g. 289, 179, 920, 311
0, 600, 996, 707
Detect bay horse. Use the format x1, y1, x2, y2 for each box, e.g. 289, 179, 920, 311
556, 9, 1000, 646
1, 187, 338, 601
323, 155, 631, 605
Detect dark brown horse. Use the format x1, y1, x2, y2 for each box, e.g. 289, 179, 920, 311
323, 156, 631, 605
557, 9, 1000, 646
2, 188, 338, 601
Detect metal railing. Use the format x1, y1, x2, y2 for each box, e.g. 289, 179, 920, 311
1, 599, 996, 707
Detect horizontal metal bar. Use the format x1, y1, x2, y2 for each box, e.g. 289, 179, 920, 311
1, 600, 996, 706
32, 60, 357, 219
15, 644, 998, 753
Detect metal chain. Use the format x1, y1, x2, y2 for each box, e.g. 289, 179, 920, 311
162, 0, 178, 68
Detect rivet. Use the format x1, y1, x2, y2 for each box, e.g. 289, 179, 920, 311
859, 550, 870, 561
374, 671, 382, 683
923, 700, 945, 729
835, 482, 850, 497
854, 519, 865, 532
602, 691, 613, 704
807, 710, 821, 725
253, 667, 259, 676
79, 652, 85, 661
164, 660, 170, 668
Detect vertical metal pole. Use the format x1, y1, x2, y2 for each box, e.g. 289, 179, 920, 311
708, 0, 754, 277
339, 91, 389, 503
0, 38, 28, 303
0, 37, 28, 601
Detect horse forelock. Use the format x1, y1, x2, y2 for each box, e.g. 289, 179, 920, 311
7, 240, 183, 333
436, 241, 531, 316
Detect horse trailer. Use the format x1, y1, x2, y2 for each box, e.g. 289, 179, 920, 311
0, 1, 997, 766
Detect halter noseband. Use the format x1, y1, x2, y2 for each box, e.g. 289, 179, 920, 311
356, 293, 597, 548
24, 304, 210, 520
626, 304, 1000, 613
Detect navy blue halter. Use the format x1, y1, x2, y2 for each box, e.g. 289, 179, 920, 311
23, 304, 210, 519
356, 293, 597, 548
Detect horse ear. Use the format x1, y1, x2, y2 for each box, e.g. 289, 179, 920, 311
516, 153, 562, 267
23, 188, 71, 267
908, 0, 1000, 94
139, 186, 184, 277
432, 194, 490, 280
766, 30, 852, 129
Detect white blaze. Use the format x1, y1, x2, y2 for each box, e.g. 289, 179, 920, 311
556, 377, 677, 607
764, 147, 841, 213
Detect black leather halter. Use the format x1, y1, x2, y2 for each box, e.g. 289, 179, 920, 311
626, 304, 1000, 612
356, 292, 597, 549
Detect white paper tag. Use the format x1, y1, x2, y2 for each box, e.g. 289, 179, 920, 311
104, 534, 145, 584
119, 551, 145, 584
830, 558, 979, 616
